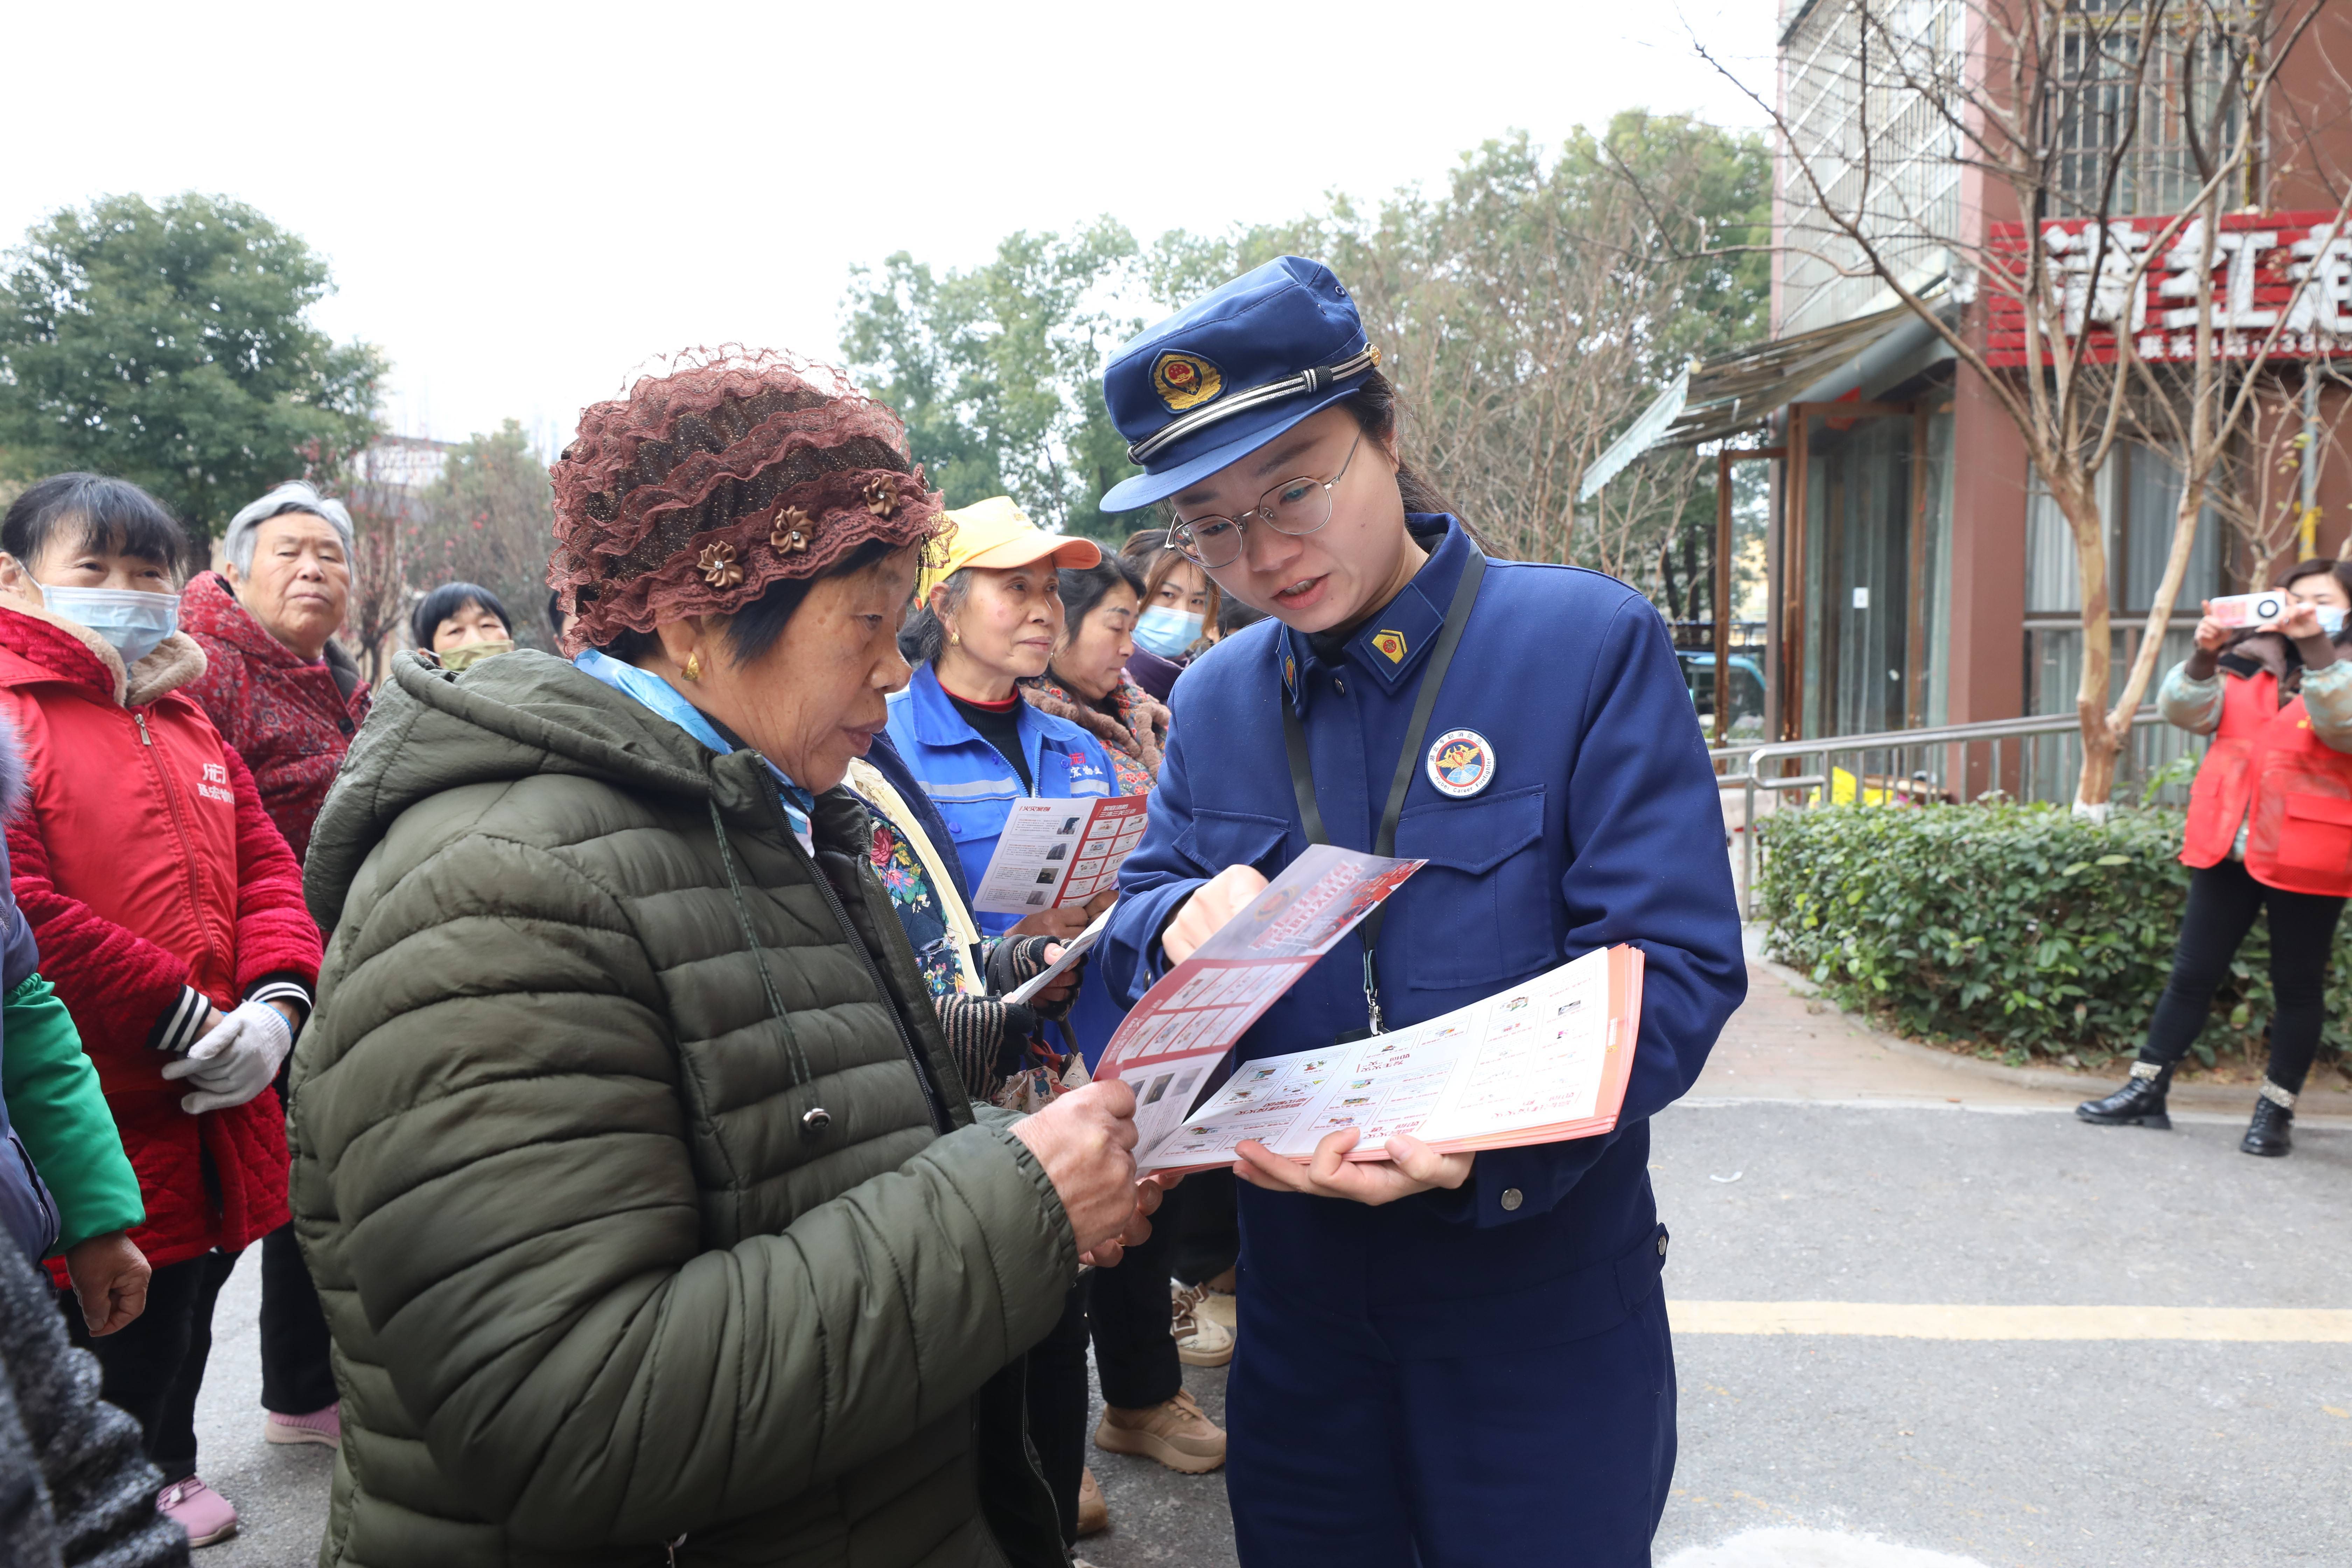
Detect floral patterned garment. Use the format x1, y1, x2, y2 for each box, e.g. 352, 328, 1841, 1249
866, 804, 967, 1001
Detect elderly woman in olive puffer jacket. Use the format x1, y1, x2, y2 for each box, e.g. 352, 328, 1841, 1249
289, 352, 1155, 1568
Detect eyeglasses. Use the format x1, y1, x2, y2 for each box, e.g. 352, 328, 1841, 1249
1169, 434, 1362, 568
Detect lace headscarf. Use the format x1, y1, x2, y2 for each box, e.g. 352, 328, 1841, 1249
548, 348, 947, 654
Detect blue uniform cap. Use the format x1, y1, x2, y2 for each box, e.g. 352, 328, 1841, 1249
1098, 256, 1379, 513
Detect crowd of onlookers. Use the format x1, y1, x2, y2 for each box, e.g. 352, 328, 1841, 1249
0, 395, 1261, 1564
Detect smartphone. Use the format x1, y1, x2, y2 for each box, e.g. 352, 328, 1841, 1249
2207, 592, 2290, 628
2207, 592, 2348, 635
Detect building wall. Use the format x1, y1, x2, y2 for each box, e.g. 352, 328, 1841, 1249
2264, 0, 2352, 213
1941, 364, 2028, 732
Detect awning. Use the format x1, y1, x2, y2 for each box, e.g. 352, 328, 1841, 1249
1654, 303, 1920, 448
1577, 296, 1955, 497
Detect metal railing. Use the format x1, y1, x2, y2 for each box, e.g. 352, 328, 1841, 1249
1717, 707, 2169, 917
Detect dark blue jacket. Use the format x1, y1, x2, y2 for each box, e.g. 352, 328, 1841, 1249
1102, 515, 1745, 1351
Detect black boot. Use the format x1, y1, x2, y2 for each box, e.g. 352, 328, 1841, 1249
2240, 1085, 2295, 1157
2077, 1062, 2174, 1128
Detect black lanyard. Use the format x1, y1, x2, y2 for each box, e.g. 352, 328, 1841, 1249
1279, 551, 1486, 1035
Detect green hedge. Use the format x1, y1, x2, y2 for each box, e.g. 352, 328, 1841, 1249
1756, 802, 2351, 1068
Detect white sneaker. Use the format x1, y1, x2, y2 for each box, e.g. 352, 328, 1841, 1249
1171, 1281, 1234, 1367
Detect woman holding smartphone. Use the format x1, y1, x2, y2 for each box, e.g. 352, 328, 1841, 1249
1094, 258, 1745, 1567
2079, 559, 2352, 1156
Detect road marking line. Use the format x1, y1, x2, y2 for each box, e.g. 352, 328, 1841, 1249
1670, 1301, 2352, 1341
1672, 1096, 2352, 1128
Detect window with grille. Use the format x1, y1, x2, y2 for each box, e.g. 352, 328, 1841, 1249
1780, 0, 1968, 335
2046, 3, 2254, 218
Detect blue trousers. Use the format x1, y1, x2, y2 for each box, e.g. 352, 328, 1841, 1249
1225, 1274, 1677, 1566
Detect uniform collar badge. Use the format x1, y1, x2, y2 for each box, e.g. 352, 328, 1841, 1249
1152, 351, 1223, 412
1350, 581, 1442, 690
1427, 728, 1495, 798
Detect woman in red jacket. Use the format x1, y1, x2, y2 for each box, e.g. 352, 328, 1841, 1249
2079, 558, 2352, 1157
0, 473, 322, 1547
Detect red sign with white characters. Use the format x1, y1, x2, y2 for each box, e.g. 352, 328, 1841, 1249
1984, 211, 2352, 366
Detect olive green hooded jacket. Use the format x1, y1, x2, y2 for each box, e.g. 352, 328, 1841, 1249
290, 651, 1078, 1568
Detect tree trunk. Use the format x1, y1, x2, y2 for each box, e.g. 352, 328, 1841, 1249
2065, 477, 2120, 814
2075, 719, 2121, 820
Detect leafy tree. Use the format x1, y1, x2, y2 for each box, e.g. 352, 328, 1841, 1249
842, 222, 1143, 541
414, 420, 558, 651
0, 192, 384, 543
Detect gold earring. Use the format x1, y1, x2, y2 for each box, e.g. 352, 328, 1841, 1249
948, 629, 960, 646
684, 652, 702, 682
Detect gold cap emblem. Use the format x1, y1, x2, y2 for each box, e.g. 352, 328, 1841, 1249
1152, 351, 1224, 413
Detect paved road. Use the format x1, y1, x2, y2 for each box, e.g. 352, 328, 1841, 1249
186, 961, 2351, 1566
1653, 1100, 2350, 1567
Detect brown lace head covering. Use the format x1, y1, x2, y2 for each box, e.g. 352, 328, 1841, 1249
548, 347, 946, 654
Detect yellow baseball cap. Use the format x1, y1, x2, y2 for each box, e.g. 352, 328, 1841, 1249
919, 496, 1102, 603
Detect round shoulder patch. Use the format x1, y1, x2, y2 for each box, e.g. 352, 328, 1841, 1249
1426, 728, 1495, 798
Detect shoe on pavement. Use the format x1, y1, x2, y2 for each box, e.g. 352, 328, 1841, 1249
264, 1401, 341, 1448
2075, 1061, 2172, 1128
157, 1477, 238, 1547
1076, 1465, 1110, 1537
2241, 1084, 2294, 1156
1094, 1389, 1226, 1474
1172, 1282, 1234, 1367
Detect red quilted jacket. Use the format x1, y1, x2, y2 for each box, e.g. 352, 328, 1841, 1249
0, 602, 321, 1269
179, 571, 371, 863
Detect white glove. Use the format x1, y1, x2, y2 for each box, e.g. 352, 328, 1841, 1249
161, 1000, 293, 1114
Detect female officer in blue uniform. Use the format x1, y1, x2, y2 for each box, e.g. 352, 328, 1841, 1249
1096, 258, 1746, 1566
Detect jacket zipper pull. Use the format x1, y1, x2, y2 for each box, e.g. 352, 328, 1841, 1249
134, 712, 153, 746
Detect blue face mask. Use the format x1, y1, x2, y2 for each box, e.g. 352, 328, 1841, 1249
40, 584, 181, 666
1133, 605, 1204, 658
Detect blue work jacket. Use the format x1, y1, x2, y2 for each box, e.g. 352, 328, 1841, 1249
885, 663, 1118, 939
1102, 515, 1746, 1353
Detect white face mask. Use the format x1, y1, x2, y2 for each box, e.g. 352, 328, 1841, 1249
1133, 605, 1204, 658
40, 584, 181, 665
2319, 606, 2347, 637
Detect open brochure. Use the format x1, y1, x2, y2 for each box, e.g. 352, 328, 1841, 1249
971, 796, 1151, 916
1133, 943, 1645, 1175
1099, 845, 1426, 1154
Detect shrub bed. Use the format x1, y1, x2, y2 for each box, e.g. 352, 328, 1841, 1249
1756, 801, 2351, 1069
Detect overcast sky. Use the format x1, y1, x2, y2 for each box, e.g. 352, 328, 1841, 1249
3, 0, 1775, 454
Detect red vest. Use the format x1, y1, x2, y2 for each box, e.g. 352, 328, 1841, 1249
2181, 666, 2352, 896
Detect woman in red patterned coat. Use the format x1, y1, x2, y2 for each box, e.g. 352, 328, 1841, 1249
177, 479, 367, 1460
0, 474, 322, 1548
179, 480, 371, 865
